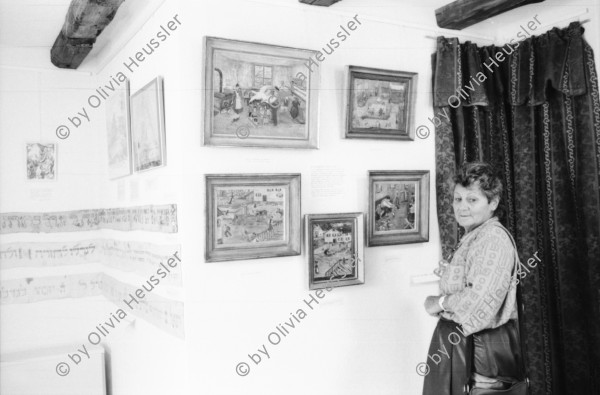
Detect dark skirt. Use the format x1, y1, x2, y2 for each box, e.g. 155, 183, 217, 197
422, 318, 522, 395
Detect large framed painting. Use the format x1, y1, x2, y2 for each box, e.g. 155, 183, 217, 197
106, 79, 131, 179
205, 173, 301, 262
203, 37, 319, 149
131, 76, 166, 172
346, 66, 417, 140
368, 171, 429, 246
306, 213, 365, 290
26, 143, 56, 180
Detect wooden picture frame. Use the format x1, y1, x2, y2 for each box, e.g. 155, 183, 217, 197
106, 79, 132, 179
346, 66, 417, 140
368, 170, 429, 246
306, 212, 365, 290
131, 76, 166, 172
203, 36, 319, 149
205, 173, 301, 262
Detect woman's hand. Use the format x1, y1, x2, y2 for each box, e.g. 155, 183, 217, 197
424, 295, 444, 316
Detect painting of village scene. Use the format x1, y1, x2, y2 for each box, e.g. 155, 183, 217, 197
346, 66, 417, 140
204, 37, 319, 148
312, 220, 356, 279
214, 186, 286, 247
368, 171, 429, 246
306, 213, 364, 290
373, 181, 418, 234
206, 174, 301, 262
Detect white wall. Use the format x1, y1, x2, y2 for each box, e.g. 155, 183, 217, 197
2, 0, 599, 395
87, 1, 440, 393
0, 66, 117, 393
0, 21, 187, 395
175, 1, 440, 394
0, 64, 109, 350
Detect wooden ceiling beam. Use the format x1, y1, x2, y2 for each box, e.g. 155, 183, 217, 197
51, 0, 125, 69
435, 0, 545, 30
298, 0, 342, 6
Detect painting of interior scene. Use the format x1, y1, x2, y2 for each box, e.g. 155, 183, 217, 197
311, 220, 357, 281
215, 186, 286, 247
373, 181, 417, 233
351, 77, 408, 133
211, 49, 308, 139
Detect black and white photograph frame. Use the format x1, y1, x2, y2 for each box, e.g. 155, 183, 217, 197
368, 170, 429, 246
131, 76, 166, 173
346, 66, 417, 140
203, 36, 320, 149
306, 212, 365, 290
205, 173, 301, 262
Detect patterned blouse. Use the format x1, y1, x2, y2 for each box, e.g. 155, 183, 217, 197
439, 217, 519, 336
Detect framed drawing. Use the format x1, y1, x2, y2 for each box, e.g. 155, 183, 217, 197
203, 36, 319, 149
306, 213, 365, 290
346, 66, 417, 140
368, 171, 429, 246
106, 79, 131, 179
205, 173, 301, 262
26, 143, 56, 180
131, 76, 166, 172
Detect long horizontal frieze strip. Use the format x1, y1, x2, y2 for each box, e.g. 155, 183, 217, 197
0, 204, 178, 234
0, 272, 103, 304
0, 239, 182, 287
101, 273, 184, 339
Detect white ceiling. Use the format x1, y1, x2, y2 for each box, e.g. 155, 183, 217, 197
0, 0, 595, 74
0, 0, 72, 47
0, 0, 166, 74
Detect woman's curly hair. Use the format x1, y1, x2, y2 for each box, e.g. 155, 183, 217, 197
452, 162, 503, 205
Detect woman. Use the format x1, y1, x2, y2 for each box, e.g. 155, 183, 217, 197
422, 162, 523, 395
231, 83, 244, 123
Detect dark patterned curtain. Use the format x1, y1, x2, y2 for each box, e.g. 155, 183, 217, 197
432, 22, 600, 395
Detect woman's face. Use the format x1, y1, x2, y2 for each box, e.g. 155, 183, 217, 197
452, 183, 498, 232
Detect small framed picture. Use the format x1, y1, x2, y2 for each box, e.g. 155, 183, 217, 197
368, 171, 429, 246
26, 143, 56, 180
131, 76, 166, 172
346, 66, 417, 140
306, 213, 365, 290
106, 79, 132, 179
203, 36, 319, 149
205, 173, 301, 262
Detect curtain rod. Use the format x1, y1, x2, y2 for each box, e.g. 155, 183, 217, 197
425, 7, 591, 42
535, 7, 589, 32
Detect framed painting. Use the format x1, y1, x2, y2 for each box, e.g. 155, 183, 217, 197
368, 171, 429, 246
26, 143, 56, 180
203, 36, 319, 149
205, 173, 301, 262
346, 66, 417, 140
131, 76, 166, 172
106, 79, 131, 179
306, 213, 365, 290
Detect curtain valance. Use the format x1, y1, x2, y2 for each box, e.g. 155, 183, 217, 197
433, 22, 589, 108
